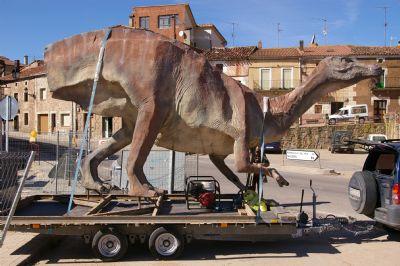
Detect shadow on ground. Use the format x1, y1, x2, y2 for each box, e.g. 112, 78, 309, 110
17, 223, 399, 264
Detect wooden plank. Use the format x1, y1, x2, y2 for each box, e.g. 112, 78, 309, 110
73, 199, 98, 208
92, 206, 154, 216
85, 195, 113, 215
152, 196, 164, 216
237, 209, 247, 216
244, 204, 256, 217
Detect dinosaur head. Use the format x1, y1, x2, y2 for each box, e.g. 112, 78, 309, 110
316, 56, 383, 84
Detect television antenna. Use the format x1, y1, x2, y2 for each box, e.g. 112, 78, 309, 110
377, 6, 389, 46
277, 22, 283, 47
313, 17, 328, 45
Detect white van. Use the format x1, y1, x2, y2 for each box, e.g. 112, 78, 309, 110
328, 104, 368, 125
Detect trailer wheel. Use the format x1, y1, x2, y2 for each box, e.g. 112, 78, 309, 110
149, 227, 184, 260
92, 228, 128, 262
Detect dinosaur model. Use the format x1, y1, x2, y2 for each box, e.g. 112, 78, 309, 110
44, 26, 382, 197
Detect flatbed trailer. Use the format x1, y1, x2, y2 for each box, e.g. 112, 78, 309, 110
0, 192, 335, 261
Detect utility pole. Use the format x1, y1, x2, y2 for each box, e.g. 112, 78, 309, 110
377, 6, 389, 47
277, 22, 283, 47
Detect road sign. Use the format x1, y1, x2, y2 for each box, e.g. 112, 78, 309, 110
0, 96, 19, 120
286, 150, 319, 161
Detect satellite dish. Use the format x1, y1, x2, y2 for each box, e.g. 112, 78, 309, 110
178, 31, 186, 38
0, 96, 19, 120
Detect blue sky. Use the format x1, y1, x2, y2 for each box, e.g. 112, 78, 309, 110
1, 0, 399, 61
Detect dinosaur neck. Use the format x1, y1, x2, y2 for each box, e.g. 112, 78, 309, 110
269, 67, 338, 134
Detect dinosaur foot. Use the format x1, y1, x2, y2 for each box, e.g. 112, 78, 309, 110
144, 183, 166, 195
82, 179, 112, 194
128, 184, 159, 197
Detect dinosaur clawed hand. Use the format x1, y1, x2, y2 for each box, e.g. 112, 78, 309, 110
255, 164, 289, 187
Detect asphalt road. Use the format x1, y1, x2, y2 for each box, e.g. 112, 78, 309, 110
33, 149, 400, 265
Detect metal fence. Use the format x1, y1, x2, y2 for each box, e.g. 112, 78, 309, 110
0, 131, 199, 195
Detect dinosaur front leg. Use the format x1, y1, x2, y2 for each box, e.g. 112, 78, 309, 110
209, 154, 246, 191
233, 138, 289, 187
81, 125, 132, 193
126, 101, 167, 197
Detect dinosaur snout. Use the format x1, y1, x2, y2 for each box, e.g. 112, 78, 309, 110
368, 64, 383, 77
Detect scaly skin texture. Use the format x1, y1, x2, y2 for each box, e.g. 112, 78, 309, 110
44, 26, 383, 196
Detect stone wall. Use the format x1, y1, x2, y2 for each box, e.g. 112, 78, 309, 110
282, 123, 386, 149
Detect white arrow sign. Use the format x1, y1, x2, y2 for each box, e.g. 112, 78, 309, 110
286, 150, 319, 161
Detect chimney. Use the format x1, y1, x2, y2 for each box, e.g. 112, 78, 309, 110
299, 40, 304, 51
257, 40, 263, 49
24, 55, 28, 65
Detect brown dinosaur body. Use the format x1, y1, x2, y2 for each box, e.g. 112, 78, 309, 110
44, 26, 382, 196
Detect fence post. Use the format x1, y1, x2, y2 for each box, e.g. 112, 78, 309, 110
55, 131, 60, 194
196, 154, 199, 176
67, 130, 72, 186
168, 150, 176, 194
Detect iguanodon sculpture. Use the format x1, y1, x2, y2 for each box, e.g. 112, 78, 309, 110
44, 26, 382, 197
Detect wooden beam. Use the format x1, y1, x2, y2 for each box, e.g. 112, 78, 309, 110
152, 195, 164, 216
85, 195, 113, 215
244, 204, 256, 217
92, 206, 154, 216
73, 199, 98, 208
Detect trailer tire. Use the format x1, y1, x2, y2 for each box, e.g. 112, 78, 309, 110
92, 228, 128, 262
149, 227, 184, 260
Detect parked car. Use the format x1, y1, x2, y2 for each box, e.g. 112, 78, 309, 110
264, 141, 282, 153
329, 130, 355, 153
366, 134, 387, 143
328, 104, 368, 125
348, 140, 400, 230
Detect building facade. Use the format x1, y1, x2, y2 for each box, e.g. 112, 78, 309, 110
0, 61, 122, 139
129, 3, 227, 49
207, 43, 400, 124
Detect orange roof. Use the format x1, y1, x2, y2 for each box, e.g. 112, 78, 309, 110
349, 46, 400, 56
301, 45, 352, 57
204, 46, 257, 61
0, 56, 15, 66
0, 63, 46, 82
250, 47, 301, 59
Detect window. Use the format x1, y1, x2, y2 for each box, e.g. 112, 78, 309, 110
60, 113, 71, 127
24, 113, 29, 125
260, 68, 271, 90
139, 16, 150, 29
13, 93, 18, 101
24, 81, 28, 86
376, 69, 386, 88
15, 82, 18, 87
282, 68, 293, 89
24, 90, 28, 102
314, 105, 322, 114
39, 88, 46, 100
158, 15, 177, 29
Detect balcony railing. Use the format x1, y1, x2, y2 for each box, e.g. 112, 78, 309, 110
374, 77, 400, 89
253, 79, 301, 91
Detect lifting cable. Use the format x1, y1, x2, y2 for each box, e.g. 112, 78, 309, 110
67, 28, 112, 213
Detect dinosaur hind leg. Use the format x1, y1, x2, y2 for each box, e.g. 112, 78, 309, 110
126, 101, 168, 197
81, 124, 133, 193
209, 154, 246, 192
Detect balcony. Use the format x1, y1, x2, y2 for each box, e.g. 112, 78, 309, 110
253, 79, 301, 91
374, 77, 400, 90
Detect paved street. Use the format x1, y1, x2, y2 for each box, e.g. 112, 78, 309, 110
27, 149, 400, 265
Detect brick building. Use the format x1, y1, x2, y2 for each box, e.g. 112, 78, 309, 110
129, 3, 227, 49
0, 61, 121, 139
206, 42, 400, 124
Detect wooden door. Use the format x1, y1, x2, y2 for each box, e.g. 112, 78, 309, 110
38, 114, 49, 133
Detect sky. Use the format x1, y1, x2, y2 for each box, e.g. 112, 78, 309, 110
1, 0, 399, 61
